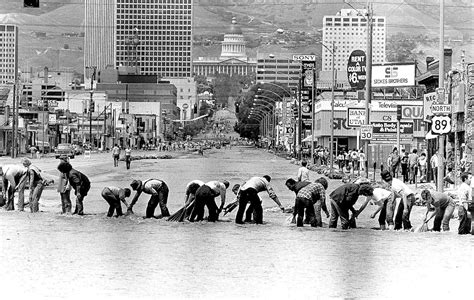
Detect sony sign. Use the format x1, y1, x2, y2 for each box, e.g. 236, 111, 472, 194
292, 54, 317, 61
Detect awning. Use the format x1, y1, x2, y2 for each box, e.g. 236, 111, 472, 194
425, 130, 437, 139
302, 135, 313, 143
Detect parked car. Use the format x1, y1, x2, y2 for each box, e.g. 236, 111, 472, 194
55, 143, 75, 159
34, 141, 51, 153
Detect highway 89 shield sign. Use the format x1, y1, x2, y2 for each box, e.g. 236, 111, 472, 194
431, 116, 451, 134
360, 125, 373, 140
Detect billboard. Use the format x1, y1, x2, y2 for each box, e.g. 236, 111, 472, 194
372, 63, 415, 87
347, 50, 366, 90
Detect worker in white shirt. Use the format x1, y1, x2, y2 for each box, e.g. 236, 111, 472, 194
357, 186, 396, 230
235, 175, 285, 225
381, 170, 415, 230
1, 164, 29, 211
128, 179, 170, 218
189, 180, 229, 222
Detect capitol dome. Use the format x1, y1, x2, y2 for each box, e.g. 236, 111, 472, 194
220, 17, 247, 60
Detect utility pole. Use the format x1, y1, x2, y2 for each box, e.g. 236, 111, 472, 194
297, 77, 302, 160
329, 40, 336, 176
11, 79, 17, 158
437, 0, 445, 192
364, 2, 373, 178
89, 92, 93, 148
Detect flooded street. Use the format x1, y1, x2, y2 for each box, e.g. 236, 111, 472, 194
1, 147, 473, 299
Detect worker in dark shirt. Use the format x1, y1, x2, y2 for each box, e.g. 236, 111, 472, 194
189, 180, 229, 222
286, 177, 329, 227
328, 183, 374, 229
421, 189, 455, 232
128, 179, 170, 218
235, 175, 285, 224
57, 161, 91, 215
101, 186, 131, 217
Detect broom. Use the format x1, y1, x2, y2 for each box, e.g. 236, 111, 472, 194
168, 199, 195, 222
414, 213, 435, 233
223, 200, 239, 216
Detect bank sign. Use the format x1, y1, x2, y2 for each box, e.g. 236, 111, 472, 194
347, 107, 366, 127
372, 63, 415, 87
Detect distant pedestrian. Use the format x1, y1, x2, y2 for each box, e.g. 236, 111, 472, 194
457, 173, 472, 235
408, 149, 419, 184
297, 161, 310, 182
328, 182, 374, 229
101, 187, 131, 217
57, 161, 91, 215
387, 147, 400, 178
128, 179, 170, 218
400, 150, 409, 183
124, 145, 132, 169
418, 153, 428, 183
189, 180, 229, 222
430, 150, 443, 186
112, 144, 120, 167
235, 175, 285, 225
421, 189, 455, 232
350, 149, 359, 170
381, 170, 415, 230
359, 149, 366, 172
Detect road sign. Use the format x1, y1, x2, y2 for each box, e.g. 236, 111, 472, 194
347, 107, 366, 127
182, 103, 189, 109
431, 104, 451, 115
431, 115, 451, 134
360, 125, 373, 140
62, 126, 69, 134
292, 54, 317, 61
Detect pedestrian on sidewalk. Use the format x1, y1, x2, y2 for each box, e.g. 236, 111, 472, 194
124, 145, 132, 169
418, 152, 428, 183
0, 164, 28, 211
235, 175, 285, 225
189, 180, 229, 222
381, 170, 415, 230
457, 172, 472, 235
57, 161, 90, 215
128, 179, 170, 218
421, 189, 455, 232
101, 187, 131, 217
57, 157, 72, 214
408, 149, 419, 184
286, 177, 329, 227
400, 150, 409, 183
328, 182, 374, 230
112, 144, 121, 167
387, 147, 400, 178
297, 160, 310, 182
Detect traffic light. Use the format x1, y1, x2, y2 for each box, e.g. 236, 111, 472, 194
24, 0, 39, 7
89, 100, 95, 113
396, 105, 402, 120
235, 103, 240, 113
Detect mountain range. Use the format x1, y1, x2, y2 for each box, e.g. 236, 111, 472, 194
0, 0, 472, 75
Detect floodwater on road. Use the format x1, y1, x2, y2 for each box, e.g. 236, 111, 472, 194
1, 147, 473, 299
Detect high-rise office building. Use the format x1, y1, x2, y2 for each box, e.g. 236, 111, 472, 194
115, 0, 193, 78
256, 53, 300, 89
85, 0, 193, 78
0, 24, 18, 85
84, 0, 116, 76
322, 9, 386, 71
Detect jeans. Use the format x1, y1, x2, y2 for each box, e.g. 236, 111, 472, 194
378, 192, 396, 226
328, 198, 351, 229
189, 185, 219, 222
145, 183, 170, 218
235, 188, 263, 224
113, 155, 119, 167
102, 187, 123, 217
73, 193, 85, 215
29, 180, 44, 213
60, 190, 71, 213
409, 165, 418, 184
295, 197, 317, 227
432, 201, 455, 232
401, 164, 408, 182
394, 194, 415, 230
125, 156, 131, 169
